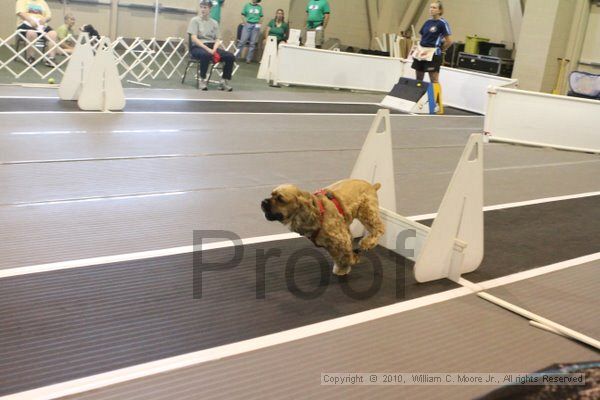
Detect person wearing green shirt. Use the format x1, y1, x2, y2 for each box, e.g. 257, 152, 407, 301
209, 0, 224, 23
55, 13, 76, 54
305, 0, 330, 47
234, 0, 263, 63
265, 9, 288, 44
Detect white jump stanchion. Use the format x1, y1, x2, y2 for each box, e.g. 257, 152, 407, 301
413, 133, 483, 282
352, 109, 484, 281
350, 109, 397, 213
58, 33, 94, 101
257, 36, 278, 82
78, 37, 126, 112
349, 109, 397, 237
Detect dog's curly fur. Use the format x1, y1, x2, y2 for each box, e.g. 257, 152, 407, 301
261, 179, 385, 275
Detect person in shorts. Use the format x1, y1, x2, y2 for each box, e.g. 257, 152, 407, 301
411, 1, 452, 83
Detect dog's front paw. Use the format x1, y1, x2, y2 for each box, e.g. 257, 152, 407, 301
333, 263, 352, 276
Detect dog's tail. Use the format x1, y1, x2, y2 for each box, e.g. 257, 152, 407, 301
373, 183, 382, 191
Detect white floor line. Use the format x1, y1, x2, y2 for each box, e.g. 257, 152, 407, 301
0, 111, 480, 117
3, 252, 598, 400
2, 190, 599, 279
474, 252, 600, 291
457, 265, 600, 350
0, 95, 382, 105
407, 190, 600, 221
0, 233, 299, 279
2, 289, 475, 400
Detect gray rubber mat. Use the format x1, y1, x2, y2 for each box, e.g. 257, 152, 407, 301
60, 295, 599, 400
486, 261, 600, 339
0, 97, 478, 115
0, 242, 456, 396
1, 197, 599, 395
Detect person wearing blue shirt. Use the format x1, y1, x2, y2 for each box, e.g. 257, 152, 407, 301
412, 1, 452, 83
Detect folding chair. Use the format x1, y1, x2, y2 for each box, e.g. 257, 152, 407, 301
14, 30, 47, 62
181, 34, 223, 89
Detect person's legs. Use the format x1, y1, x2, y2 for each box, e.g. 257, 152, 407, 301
217, 49, 235, 91
246, 24, 260, 62
190, 46, 212, 89
235, 23, 252, 59
415, 70, 425, 81
428, 71, 439, 83
24, 29, 38, 59
217, 49, 235, 80
45, 29, 58, 59
427, 54, 443, 83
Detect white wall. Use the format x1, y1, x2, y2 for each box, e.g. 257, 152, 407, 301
288, 0, 371, 48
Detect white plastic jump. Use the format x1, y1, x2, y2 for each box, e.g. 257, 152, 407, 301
257, 36, 278, 83
351, 109, 484, 283
59, 36, 126, 111
58, 33, 94, 101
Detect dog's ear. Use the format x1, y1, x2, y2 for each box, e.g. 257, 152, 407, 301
288, 191, 319, 232
297, 191, 320, 222
296, 190, 314, 209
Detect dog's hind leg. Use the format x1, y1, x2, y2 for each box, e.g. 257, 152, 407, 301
357, 196, 385, 251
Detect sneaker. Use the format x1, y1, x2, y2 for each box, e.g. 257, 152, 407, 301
199, 78, 207, 91
27, 56, 35, 64
218, 79, 233, 92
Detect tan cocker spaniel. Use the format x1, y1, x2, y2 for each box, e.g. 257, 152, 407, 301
261, 179, 385, 275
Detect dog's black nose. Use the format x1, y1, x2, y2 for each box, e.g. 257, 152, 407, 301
261, 199, 270, 212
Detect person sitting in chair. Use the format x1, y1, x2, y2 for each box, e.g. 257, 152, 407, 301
56, 13, 77, 54
15, 0, 59, 66
187, 0, 235, 91
265, 8, 289, 45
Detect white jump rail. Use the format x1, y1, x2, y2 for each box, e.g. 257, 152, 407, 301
485, 86, 600, 153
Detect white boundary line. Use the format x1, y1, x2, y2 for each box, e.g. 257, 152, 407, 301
0, 111, 480, 117
2, 253, 598, 400
2, 190, 599, 279
476, 252, 600, 291
407, 190, 600, 221
0, 95, 383, 105
0, 287, 473, 400
0, 233, 299, 279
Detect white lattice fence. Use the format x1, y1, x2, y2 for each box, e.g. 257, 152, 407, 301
0, 34, 227, 83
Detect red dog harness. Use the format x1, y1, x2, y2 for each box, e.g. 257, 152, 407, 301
310, 189, 345, 243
